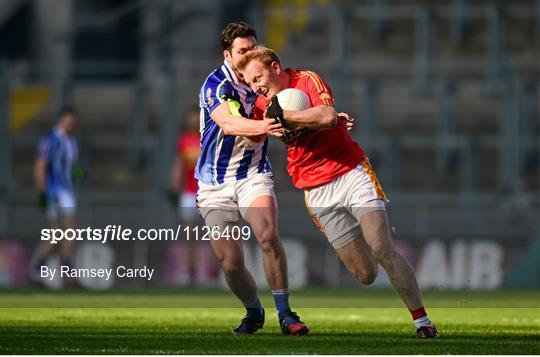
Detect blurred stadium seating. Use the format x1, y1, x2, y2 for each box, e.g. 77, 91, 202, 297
0, 0, 538, 289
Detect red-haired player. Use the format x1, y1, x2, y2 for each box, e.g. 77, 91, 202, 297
238, 46, 438, 338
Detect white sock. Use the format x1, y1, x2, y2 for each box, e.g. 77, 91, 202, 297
413, 315, 432, 329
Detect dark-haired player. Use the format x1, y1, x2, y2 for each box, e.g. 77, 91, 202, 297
196, 22, 308, 335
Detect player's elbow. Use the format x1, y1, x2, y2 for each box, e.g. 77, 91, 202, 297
222, 126, 232, 135
321, 109, 338, 128
221, 122, 235, 136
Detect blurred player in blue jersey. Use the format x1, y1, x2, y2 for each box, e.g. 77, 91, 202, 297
30, 106, 79, 284
196, 22, 308, 335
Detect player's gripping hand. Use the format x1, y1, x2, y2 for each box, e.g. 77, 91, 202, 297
265, 95, 286, 126
337, 112, 355, 131
262, 117, 284, 139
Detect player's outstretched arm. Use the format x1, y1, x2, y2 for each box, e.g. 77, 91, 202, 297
211, 102, 275, 137
264, 95, 336, 129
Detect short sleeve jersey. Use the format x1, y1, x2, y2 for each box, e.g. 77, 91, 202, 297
196, 60, 271, 185
254, 68, 365, 189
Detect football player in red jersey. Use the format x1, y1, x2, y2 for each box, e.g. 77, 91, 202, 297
238, 46, 438, 338
169, 106, 219, 286
170, 106, 200, 223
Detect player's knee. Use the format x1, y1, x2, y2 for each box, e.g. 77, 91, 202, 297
353, 264, 378, 285
363, 266, 378, 285
362, 265, 378, 285
255, 225, 279, 253
219, 256, 244, 273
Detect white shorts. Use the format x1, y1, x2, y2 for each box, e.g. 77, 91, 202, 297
304, 158, 388, 249
197, 173, 276, 226
177, 192, 198, 222
46, 189, 77, 222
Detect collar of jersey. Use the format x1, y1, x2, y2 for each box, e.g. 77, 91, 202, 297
223, 60, 242, 85
54, 125, 66, 138
286, 67, 295, 87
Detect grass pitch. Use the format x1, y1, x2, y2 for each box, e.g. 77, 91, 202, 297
1, 289, 539, 354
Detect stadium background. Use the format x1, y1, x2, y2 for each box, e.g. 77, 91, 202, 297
0, 0, 539, 292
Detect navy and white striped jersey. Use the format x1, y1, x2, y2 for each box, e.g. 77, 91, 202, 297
36, 126, 78, 198
195, 60, 271, 186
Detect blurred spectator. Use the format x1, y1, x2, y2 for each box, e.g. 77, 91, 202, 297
168, 106, 219, 286
169, 106, 200, 226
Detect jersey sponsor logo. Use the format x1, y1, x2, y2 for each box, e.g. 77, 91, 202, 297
206, 88, 214, 107
359, 190, 375, 198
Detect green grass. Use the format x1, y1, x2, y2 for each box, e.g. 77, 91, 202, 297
1, 290, 539, 354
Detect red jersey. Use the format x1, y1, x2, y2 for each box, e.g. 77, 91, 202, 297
254, 68, 365, 189
176, 131, 200, 193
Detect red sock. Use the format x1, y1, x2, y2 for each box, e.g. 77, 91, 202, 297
411, 307, 427, 320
